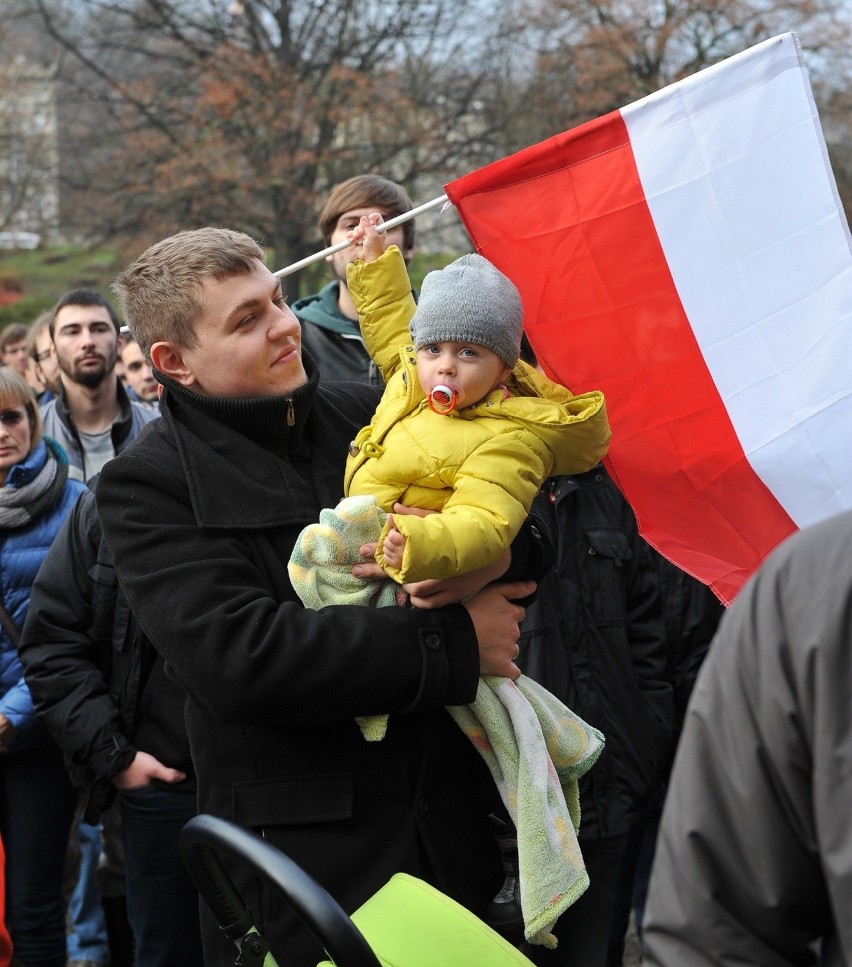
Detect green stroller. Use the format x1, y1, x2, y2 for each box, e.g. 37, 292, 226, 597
180, 814, 536, 967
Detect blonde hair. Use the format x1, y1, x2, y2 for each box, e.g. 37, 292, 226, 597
0, 368, 42, 450
112, 228, 266, 360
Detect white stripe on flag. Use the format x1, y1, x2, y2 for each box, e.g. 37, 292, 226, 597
622, 33, 852, 528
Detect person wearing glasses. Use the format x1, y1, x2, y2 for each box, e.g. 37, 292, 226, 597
0, 369, 87, 967
28, 313, 62, 405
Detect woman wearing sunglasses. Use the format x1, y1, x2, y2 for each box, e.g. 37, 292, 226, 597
0, 369, 87, 967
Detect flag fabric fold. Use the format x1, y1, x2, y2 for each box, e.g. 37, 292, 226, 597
446, 32, 852, 603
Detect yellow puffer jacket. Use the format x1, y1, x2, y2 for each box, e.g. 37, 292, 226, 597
345, 247, 610, 584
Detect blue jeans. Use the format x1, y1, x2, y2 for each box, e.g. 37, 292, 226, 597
66, 817, 111, 966
0, 745, 77, 967
120, 785, 203, 967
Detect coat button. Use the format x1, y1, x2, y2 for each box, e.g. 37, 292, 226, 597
424, 633, 441, 651
418, 796, 429, 815
530, 525, 541, 540
347, 442, 359, 456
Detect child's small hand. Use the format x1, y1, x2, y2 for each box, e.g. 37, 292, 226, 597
347, 213, 386, 264
381, 514, 407, 569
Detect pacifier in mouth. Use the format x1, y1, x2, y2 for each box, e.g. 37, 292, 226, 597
428, 384, 460, 414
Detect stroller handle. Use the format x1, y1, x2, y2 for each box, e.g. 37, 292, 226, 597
180, 814, 382, 967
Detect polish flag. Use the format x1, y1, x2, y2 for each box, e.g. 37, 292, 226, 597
446, 32, 852, 604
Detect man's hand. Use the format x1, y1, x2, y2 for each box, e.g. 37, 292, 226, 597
351, 503, 513, 607
346, 213, 386, 263
404, 548, 511, 609
0, 713, 17, 753
112, 751, 186, 790
463, 581, 535, 680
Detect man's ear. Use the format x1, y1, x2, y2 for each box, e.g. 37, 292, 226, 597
150, 341, 196, 388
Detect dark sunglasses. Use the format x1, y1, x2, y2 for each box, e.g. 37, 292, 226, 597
0, 410, 26, 427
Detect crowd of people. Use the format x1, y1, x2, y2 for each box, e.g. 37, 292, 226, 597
0, 172, 846, 967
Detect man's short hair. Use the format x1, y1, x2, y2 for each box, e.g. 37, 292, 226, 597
318, 175, 415, 250
49, 289, 122, 338
27, 311, 53, 360
0, 323, 30, 353
112, 227, 266, 360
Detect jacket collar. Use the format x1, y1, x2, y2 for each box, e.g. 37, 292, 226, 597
292, 281, 360, 336
155, 358, 327, 530
54, 376, 136, 448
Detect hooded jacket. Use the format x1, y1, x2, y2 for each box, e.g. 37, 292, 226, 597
345, 246, 611, 584
294, 281, 382, 385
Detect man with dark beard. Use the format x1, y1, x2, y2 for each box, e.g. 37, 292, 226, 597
40, 289, 157, 482
39, 290, 157, 967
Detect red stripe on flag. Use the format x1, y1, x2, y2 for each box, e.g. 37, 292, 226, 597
446, 112, 797, 603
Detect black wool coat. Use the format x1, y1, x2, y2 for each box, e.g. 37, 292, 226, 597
518, 468, 674, 841
97, 364, 521, 966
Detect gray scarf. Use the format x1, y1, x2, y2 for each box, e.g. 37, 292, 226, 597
0, 437, 70, 529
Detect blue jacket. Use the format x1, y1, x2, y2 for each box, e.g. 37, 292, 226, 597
0, 439, 87, 745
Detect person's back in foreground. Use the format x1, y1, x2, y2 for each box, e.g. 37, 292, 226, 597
643, 510, 852, 966
96, 226, 550, 967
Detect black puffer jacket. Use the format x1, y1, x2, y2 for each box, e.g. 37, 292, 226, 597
517, 467, 673, 841
19, 485, 194, 822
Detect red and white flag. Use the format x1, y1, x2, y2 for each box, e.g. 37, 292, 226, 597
446, 32, 852, 604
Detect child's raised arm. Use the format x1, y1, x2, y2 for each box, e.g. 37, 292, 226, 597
347, 212, 387, 264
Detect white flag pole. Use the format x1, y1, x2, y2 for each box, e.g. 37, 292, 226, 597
273, 193, 450, 279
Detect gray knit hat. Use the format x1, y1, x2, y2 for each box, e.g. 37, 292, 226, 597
408, 254, 523, 368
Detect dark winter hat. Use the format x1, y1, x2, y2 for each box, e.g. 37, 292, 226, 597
408, 254, 523, 368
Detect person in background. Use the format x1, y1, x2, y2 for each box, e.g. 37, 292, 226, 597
20, 485, 200, 967
516, 465, 673, 967
293, 174, 415, 385
40, 289, 156, 481
41, 289, 155, 967
28, 313, 61, 404
0, 325, 31, 379
0, 369, 87, 967
0, 324, 42, 400
643, 510, 852, 966
621, 561, 723, 954
118, 332, 159, 409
